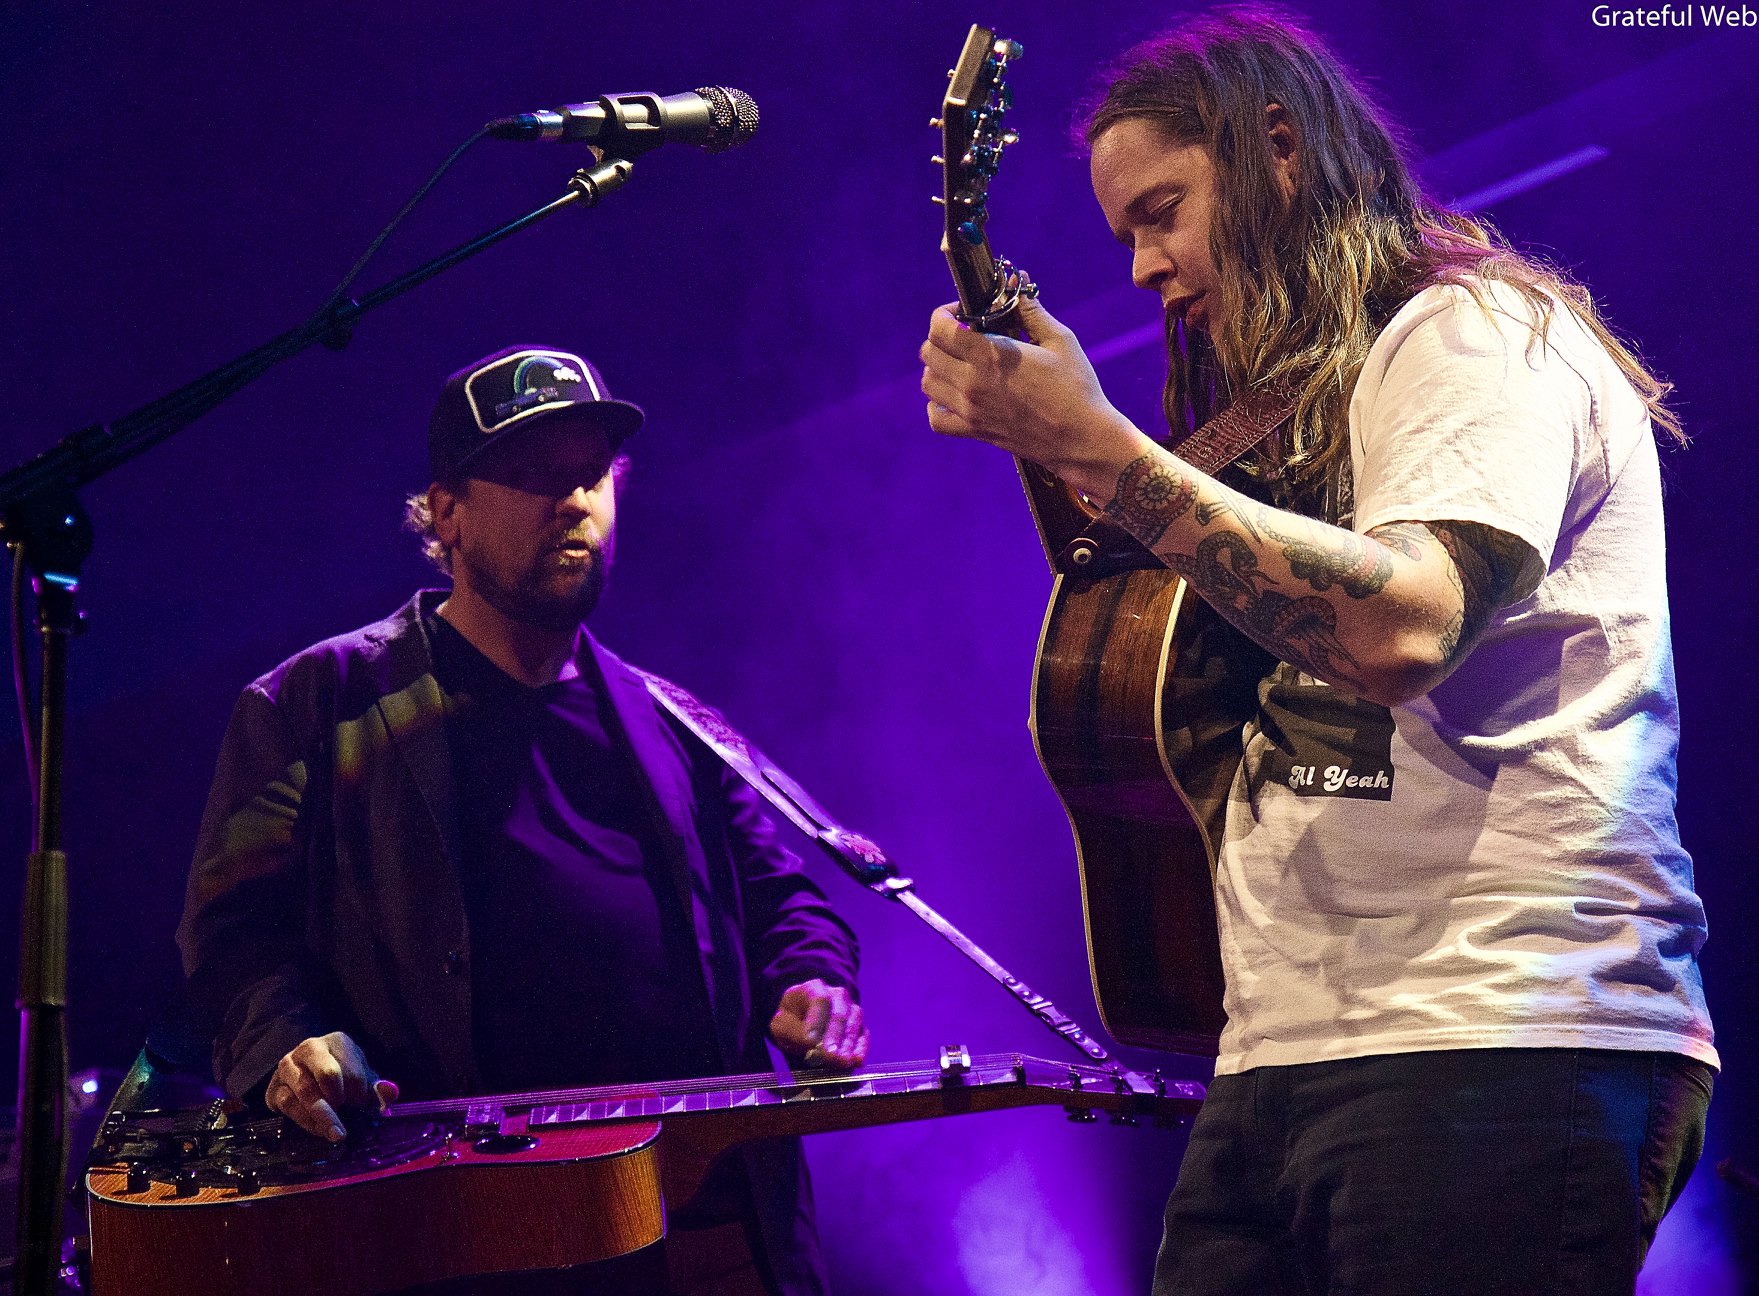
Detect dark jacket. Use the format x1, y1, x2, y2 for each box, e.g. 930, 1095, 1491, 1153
177, 591, 859, 1295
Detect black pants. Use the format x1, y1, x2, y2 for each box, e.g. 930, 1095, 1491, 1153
1154, 1047, 1712, 1296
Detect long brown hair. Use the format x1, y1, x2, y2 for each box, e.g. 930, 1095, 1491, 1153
1078, 5, 1681, 517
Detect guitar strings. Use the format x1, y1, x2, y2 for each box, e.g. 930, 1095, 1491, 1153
391, 1057, 1000, 1116
389, 1053, 1105, 1118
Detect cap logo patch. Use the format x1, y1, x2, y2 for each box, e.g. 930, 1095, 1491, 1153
510, 355, 575, 397
438, 348, 638, 479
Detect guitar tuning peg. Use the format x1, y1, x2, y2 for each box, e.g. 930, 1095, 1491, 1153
931, 155, 945, 166
947, 69, 955, 79
1001, 129, 1020, 146
929, 117, 943, 129
931, 195, 947, 206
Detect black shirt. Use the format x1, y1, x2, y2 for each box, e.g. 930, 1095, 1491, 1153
427, 612, 719, 1094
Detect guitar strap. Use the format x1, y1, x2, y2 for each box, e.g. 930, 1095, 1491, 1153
1169, 385, 1300, 478
638, 670, 1117, 1066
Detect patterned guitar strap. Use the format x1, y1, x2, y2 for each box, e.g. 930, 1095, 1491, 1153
1171, 384, 1300, 478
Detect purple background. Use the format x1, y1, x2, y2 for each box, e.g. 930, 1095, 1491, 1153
3, 2, 1754, 1290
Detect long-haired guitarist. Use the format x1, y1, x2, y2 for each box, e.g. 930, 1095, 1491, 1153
919, 9, 1714, 1293
177, 345, 868, 1296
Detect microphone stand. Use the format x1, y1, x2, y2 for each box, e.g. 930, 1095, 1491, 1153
0, 150, 637, 1296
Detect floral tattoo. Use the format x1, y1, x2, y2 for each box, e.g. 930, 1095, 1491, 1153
1102, 453, 1198, 547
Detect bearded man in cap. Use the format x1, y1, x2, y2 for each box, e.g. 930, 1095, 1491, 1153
178, 346, 866, 1296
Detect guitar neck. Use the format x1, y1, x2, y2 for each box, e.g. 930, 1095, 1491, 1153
394, 1054, 1201, 1142
939, 26, 1029, 342
935, 25, 1145, 567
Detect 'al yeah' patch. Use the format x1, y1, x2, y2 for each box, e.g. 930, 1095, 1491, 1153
1247, 675, 1396, 801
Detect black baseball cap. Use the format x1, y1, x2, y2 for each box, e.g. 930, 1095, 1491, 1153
427, 346, 644, 481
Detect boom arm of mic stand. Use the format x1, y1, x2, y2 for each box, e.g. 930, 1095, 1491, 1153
0, 154, 637, 518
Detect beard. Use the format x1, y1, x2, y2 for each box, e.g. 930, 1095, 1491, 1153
455, 529, 613, 631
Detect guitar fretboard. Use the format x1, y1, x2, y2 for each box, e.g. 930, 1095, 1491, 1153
388, 1053, 1201, 1129
529, 1058, 1045, 1128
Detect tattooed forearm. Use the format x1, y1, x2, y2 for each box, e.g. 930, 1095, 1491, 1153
1102, 453, 1197, 547
1092, 446, 1526, 700
1420, 520, 1529, 665
1165, 532, 1370, 692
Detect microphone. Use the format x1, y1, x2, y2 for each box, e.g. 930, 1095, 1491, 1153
485, 87, 759, 154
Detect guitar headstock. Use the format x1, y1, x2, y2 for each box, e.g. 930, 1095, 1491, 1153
935, 25, 1026, 336
1023, 1056, 1205, 1126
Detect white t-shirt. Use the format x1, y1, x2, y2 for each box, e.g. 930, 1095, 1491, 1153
1212, 280, 1717, 1076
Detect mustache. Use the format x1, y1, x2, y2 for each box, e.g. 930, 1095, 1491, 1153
546, 529, 602, 551
541, 525, 617, 575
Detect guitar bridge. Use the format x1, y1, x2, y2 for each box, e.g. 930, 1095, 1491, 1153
462, 1102, 504, 1137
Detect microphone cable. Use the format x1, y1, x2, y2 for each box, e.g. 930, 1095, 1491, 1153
304, 126, 490, 334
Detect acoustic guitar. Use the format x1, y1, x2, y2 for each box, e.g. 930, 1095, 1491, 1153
86, 1050, 1202, 1295
937, 26, 1275, 1055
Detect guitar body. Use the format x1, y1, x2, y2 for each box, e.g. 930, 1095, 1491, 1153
86, 1055, 1203, 1295
86, 1113, 664, 1296
1031, 566, 1271, 1054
